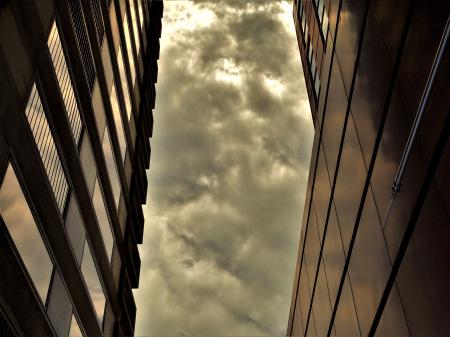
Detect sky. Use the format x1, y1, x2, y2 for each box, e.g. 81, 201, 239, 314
133, 1, 313, 335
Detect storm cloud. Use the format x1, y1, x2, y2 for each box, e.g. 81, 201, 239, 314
134, 1, 313, 335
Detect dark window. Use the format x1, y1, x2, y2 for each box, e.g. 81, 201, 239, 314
24, 83, 69, 213
67, 0, 96, 91
47, 21, 83, 145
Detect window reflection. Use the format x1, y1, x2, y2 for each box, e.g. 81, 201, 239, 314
102, 127, 121, 207
110, 84, 127, 162
25, 83, 69, 213
47, 21, 83, 145
117, 45, 132, 120
137, 0, 144, 28
69, 314, 84, 337
0, 163, 54, 303
81, 243, 106, 327
123, 12, 136, 85
129, 0, 141, 56
91, 80, 122, 209
92, 178, 114, 260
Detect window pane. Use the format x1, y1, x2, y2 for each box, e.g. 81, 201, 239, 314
315, 71, 321, 96
117, 45, 132, 120
129, 0, 141, 55
0, 163, 53, 302
47, 271, 73, 337
318, 0, 324, 20
47, 21, 83, 145
25, 83, 69, 213
123, 14, 136, 85
110, 83, 127, 162
92, 178, 114, 260
137, 0, 144, 28
79, 134, 97, 196
81, 242, 106, 327
65, 194, 86, 265
322, 9, 329, 37
102, 127, 121, 207
69, 315, 84, 337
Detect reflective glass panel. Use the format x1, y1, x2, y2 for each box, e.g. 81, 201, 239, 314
110, 83, 127, 162
81, 242, 106, 327
102, 127, 121, 207
117, 45, 132, 120
92, 178, 114, 260
318, 0, 325, 20
138, 0, 144, 28
322, 9, 329, 37
69, 315, 84, 337
0, 163, 53, 302
129, 0, 141, 55
47, 21, 83, 145
123, 13, 136, 85
25, 83, 69, 213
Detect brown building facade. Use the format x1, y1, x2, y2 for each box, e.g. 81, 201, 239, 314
0, 1, 162, 336
287, 0, 449, 336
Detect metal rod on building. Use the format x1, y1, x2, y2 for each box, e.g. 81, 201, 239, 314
382, 16, 449, 228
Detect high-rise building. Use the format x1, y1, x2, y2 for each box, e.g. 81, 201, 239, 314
287, 0, 449, 336
0, 1, 162, 336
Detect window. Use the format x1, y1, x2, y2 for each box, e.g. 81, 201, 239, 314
47, 21, 83, 145
123, 12, 136, 85
308, 41, 313, 64
306, 37, 321, 99
313, 0, 328, 41
117, 45, 132, 120
91, 81, 122, 209
110, 83, 127, 162
47, 271, 73, 337
92, 178, 114, 260
137, 0, 144, 28
0, 163, 54, 303
69, 315, 84, 337
311, 56, 317, 81
304, 23, 309, 46
67, 0, 96, 91
129, 0, 141, 56
314, 72, 321, 97
25, 83, 69, 213
90, 0, 105, 44
322, 9, 329, 37
81, 242, 106, 327
101, 127, 122, 207
318, 0, 324, 19
302, 13, 306, 34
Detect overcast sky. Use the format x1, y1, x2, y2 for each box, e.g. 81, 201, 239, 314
133, 1, 313, 335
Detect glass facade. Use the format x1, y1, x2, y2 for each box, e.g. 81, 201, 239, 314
0, 0, 163, 336
288, 1, 450, 336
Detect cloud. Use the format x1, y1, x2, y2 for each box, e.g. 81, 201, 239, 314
134, 1, 313, 336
